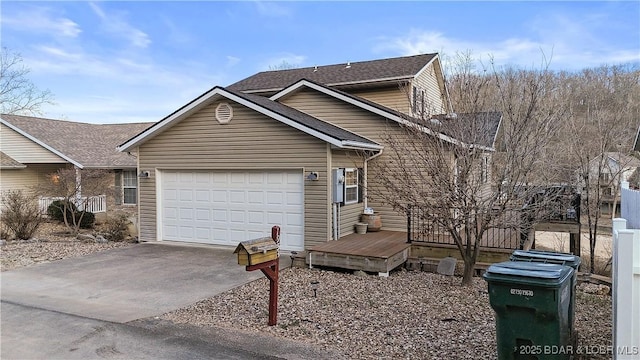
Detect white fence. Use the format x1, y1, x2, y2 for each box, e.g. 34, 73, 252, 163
612, 218, 640, 359
39, 195, 107, 214
621, 182, 640, 229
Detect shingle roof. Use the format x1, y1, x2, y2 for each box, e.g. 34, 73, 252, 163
1, 114, 153, 168
228, 53, 437, 93
605, 152, 640, 168
224, 88, 380, 147
271, 79, 499, 149
429, 112, 502, 149
0, 151, 26, 169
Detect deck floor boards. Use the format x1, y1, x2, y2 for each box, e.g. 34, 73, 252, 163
309, 231, 409, 259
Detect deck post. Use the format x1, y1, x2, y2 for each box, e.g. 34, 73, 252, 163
407, 204, 412, 244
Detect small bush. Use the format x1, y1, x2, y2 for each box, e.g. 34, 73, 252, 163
47, 200, 76, 223
101, 212, 130, 241
46, 200, 94, 229
1, 190, 42, 240
76, 211, 95, 229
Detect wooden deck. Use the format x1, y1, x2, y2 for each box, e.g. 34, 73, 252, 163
307, 231, 410, 276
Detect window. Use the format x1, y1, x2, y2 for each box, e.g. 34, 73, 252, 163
123, 170, 137, 205
344, 168, 359, 204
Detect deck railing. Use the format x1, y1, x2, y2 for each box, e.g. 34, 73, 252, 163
39, 195, 107, 214
407, 205, 524, 249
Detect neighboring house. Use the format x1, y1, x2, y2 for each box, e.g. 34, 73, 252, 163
0, 114, 152, 211
118, 53, 499, 251
581, 152, 640, 215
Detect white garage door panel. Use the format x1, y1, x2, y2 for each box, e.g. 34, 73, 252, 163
160, 170, 304, 250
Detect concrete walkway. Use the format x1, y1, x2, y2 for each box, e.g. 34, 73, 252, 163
1, 242, 268, 323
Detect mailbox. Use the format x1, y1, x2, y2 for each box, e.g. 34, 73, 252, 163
234, 237, 279, 266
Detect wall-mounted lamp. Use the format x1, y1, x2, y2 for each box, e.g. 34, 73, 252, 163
138, 171, 150, 178
306, 171, 319, 181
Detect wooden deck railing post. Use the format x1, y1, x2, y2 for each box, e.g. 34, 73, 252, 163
407, 204, 412, 244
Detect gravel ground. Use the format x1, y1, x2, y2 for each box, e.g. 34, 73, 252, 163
163, 267, 613, 360
1, 221, 612, 359
0, 221, 133, 272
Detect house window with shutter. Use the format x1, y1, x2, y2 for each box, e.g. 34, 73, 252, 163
123, 170, 137, 205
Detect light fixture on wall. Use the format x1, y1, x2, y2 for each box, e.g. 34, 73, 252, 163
306, 171, 319, 181
138, 171, 150, 178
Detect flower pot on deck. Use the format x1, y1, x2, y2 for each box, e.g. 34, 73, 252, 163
355, 222, 368, 234
361, 213, 382, 232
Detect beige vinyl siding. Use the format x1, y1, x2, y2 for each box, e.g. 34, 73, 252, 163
332, 150, 365, 237
0, 164, 67, 194
0, 124, 66, 163
412, 62, 447, 115
137, 100, 330, 249
280, 89, 410, 231
350, 85, 411, 114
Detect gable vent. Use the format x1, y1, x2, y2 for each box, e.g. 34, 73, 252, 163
215, 102, 233, 124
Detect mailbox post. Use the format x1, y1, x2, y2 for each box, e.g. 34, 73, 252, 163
234, 226, 280, 326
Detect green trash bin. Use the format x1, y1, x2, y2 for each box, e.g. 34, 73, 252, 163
510, 250, 581, 335
484, 261, 574, 360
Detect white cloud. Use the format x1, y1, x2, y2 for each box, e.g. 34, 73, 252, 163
375, 10, 639, 71
252, 1, 292, 17
226, 56, 241, 67
1, 6, 81, 38
88, 2, 151, 48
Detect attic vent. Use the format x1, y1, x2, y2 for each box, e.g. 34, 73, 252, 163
215, 102, 233, 124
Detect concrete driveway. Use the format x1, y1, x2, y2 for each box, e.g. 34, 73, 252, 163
1, 242, 272, 323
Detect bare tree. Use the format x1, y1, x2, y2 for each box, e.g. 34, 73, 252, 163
370, 53, 565, 285
0, 47, 54, 115
268, 60, 297, 71
551, 64, 640, 273
36, 168, 111, 234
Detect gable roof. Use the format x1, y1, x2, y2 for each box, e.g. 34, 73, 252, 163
117, 86, 382, 153
429, 112, 503, 149
271, 79, 498, 151
228, 53, 438, 94
587, 152, 640, 169
0, 151, 26, 169
0, 114, 152, 169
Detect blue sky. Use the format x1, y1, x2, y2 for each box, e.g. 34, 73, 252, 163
2, 1, 639, 124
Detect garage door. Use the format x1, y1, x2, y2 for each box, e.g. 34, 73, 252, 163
159, 170, 304, 251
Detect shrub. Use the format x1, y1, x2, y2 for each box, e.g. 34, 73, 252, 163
46, 200, 94, 229
47, 200, 76, 223
77, 211, 95, 229
101, 212, 130, 241
0, 190, 42, 240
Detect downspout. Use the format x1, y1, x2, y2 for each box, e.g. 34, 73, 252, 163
363, 149, 384, 209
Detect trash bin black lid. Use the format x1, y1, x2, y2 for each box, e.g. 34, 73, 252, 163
511, 250, 581, 269
483, 261, 573, 287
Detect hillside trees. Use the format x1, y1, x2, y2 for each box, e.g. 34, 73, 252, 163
548, 64, 640, 273
370, 53, 565, 285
